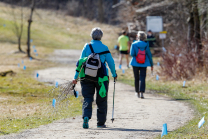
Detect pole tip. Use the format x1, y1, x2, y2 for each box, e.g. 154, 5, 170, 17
111, 118, 114, 123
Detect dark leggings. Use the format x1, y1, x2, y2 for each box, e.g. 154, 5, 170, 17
132, 66, 147, 93
81, 79, 108, 126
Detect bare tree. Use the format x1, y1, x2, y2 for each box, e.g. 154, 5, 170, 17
98, 0, 104, 23
27, 0, 36, 58
187, 0, 195, 52
10, 0, 24, 53
187, 0, 203, 66
193, 1, 203, 65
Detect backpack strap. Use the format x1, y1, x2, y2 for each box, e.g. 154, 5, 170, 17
88, 43, 94, 53
89, 43, 110, 55
145, 42, 149, 50
98, 51, 110, 55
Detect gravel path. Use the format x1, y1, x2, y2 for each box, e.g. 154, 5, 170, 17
0, 50, 194, 139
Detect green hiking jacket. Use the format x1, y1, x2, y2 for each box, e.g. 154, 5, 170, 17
75, 57, 87, 79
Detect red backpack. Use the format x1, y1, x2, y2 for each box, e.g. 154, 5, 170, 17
136, 46, 147, 64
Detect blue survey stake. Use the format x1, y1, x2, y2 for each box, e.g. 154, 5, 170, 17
161, 123, 168, 137
55, 81, 59, 88
198, 116, 205, 128
52, 99, 56, 108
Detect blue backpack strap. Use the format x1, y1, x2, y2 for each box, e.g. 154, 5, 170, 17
88, 43, 94, 53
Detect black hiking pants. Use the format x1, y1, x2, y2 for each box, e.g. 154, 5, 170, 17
132, 66, 147, 93
81, 79, 108, 126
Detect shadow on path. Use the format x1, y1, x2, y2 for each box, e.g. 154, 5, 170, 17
94, 128, 162, 132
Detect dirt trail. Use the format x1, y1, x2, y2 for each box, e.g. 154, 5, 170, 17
0, 50, 194, 139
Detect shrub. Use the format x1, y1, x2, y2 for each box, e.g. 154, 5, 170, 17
160, 42, 199, 80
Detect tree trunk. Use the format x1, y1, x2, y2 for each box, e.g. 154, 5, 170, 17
27, 0, 36, 58
18, 37, 22, 52
201, 11, 207, 39
187, 1, 194, 53
193, 1, 203, 67
98, 0, 104, 23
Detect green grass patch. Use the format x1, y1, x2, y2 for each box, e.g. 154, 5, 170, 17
116, 68, 208, 138
0, 74, 82, 135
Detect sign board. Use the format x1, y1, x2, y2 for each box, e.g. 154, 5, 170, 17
127, 22, 135, 33
159, 33, 166, 39
146, 16, 163, 33
159, 31, 167, 39
160, 31, 167, 34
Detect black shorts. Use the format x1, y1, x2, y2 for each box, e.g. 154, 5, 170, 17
120, 50, 129, 55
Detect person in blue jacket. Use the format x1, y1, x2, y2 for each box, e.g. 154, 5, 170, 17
130, 31, 153, 99
72, 27, 117, 129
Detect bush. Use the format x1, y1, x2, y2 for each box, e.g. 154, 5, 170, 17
160, 42, 199, 80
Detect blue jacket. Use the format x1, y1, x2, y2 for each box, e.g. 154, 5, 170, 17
74, 40, 116, 79
130, 41, 153, 67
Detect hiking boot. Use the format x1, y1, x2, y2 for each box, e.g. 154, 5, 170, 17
135, 92, 140, 98
141, 92, 144, 99
83, 117, 89, 129
97, 125, 107, 128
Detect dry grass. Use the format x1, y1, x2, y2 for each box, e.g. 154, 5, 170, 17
0, 2, 120, 50
0, 2, 120, 135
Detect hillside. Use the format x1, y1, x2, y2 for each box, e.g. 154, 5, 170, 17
0, 2, 119, 50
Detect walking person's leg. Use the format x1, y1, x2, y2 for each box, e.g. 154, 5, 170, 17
139, 67, 147, 99
132, 66, 140, 98
119, 53, 124, 68
95, 81, 109, 127
80, 80, 96, 128
125, 54, 129, 68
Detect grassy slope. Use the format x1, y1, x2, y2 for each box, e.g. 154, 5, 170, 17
116, 65, 208, 138
0, 3, 119, 50
0, 2, 119, 135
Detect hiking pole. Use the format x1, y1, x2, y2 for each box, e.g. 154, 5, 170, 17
111, 78, 116, 123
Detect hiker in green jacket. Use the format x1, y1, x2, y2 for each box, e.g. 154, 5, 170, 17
118, 30, 131, 69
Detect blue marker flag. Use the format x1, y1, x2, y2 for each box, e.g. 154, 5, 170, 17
55, 82, 58, 88
18, 64, 20, 67
36, 53, 38, 56
122, 69, 125, 74
23, 66, 26, 70
30, 57, 32, 61
119, 65, 122, 69
52, 99, 56, 108
34, 49, 37, 53
162, 47, 166, 52
157, 62, 160, 66
161, 123, 168, 137
33, 45, 35, 49
22, 60, 24, 64
76, 91, 79, 98
30, 39, 33, 43
3, 24, 6, 27
198, 116, 205, 128
114, 45, 117, 49
183, 81, 186, 87
156, 75, 159, 80
36, 73, 39, 78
